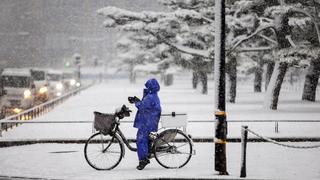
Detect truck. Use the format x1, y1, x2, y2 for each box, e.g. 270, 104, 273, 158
0, 72, 7, 118
47, 69, 64, 98
31, 68, 49, 103
0, 68, 36, 116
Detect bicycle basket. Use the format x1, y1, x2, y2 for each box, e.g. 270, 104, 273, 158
93, 111, 116, 135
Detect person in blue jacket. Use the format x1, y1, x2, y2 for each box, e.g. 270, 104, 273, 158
128, 78, 161, 170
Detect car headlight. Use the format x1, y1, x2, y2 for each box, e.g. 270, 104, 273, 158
70, 79, 76, 86
13, 108, 22, 114
39, 86, 48, 94
24, 89, 32, 99
56, 83, 63, 90
76, 82, 81, 87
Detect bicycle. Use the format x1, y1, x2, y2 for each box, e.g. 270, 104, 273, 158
84, 104, 194, 170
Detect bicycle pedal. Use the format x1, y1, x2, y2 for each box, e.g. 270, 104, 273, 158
147, 154, 155, 159
192, 149, 196, 155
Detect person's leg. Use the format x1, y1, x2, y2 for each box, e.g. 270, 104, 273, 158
136, 129, 149, 160
136, 129, 150, 170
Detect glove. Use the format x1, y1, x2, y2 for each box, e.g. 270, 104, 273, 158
128, 96, 140, 104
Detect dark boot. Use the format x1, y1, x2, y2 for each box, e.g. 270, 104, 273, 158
136, 159, 150, 170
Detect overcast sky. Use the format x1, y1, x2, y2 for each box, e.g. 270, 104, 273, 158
0, 0, 165, 68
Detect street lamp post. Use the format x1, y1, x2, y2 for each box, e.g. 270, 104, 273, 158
214, 0, 228, 175
73, 53, 81, 82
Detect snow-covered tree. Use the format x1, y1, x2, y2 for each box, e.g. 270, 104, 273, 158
97, 1, 215, 93
229, 0, 320, 109
98, 0, 320, 108
114, 30, 173, 83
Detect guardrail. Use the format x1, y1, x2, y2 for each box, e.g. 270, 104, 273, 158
1, 119, 320, 147
0, 83, 93, 134
1, 119, 319, 137
187, 120, 320, 133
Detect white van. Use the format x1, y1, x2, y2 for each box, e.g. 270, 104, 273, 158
62, 70, 80, 92
0, 68, 36, 115
47, 69, 64, 98
31, 68, 49, 103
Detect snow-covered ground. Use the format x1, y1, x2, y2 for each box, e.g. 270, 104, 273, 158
1, 142, 319, 180
0, 74, 320, 179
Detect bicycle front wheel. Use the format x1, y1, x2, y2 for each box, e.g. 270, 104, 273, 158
84, 132, 124, 170
154, 129, 193, 169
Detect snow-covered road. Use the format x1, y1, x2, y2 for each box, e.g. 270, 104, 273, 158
2, 77, 320, 140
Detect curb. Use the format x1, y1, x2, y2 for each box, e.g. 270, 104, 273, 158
0, 175, 62, 180
1, 137, 320, 148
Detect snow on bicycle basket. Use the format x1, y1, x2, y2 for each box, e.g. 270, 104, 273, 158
160, 112, 187, 129
93, 111, 116, 135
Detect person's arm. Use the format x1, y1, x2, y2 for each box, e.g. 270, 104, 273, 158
135, 95, 153, 110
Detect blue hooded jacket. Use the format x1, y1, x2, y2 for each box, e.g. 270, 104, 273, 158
133, 78, 161, 132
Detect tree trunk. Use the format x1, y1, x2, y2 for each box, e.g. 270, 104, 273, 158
227, 56, 237, 103
254, 60, 263, 92
199, 71, 208, 94
265, 62, 275, 91
192, 71, 199, 89
264, 62, 288, 110
302, 60, 320, 101
129, 62, 136, 84
264, 12, 291, 110
129, 71, 136, 84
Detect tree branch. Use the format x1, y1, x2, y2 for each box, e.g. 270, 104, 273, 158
228, 24, 275, 54
286, 35, 297, 47
144, 29, 213, 61
238, 46, 273, 52
290, 7, 320, 46
258, 34, 278, 45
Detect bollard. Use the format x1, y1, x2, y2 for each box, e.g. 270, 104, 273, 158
0, 122, 2, 137
275, 121, 279, 133
240, 126, 248, 178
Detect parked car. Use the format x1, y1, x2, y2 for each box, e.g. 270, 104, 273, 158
47, 69, 63, 98
31, 68, 49, 103
0, 68, 36, 116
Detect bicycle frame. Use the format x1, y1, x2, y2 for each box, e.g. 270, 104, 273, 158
115, 126, 137, 152
111, 121, 188, 153
108, 120, 137, 152
103, 111, 192, 155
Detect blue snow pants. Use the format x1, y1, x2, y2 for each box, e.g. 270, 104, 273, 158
136, 128, 151, 161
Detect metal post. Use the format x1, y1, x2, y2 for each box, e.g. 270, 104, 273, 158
275, 121, 279, 133
240, 126, 248, 178
214, 0, 228, 175
0, 122, 2, 137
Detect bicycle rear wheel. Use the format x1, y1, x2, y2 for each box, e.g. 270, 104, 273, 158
154, 129, 193, 169
84, 132, 124, 170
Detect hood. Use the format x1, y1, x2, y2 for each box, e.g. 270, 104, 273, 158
145, 78, 160, 94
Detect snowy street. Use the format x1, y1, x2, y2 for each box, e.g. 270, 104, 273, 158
0, 76, 320, 179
